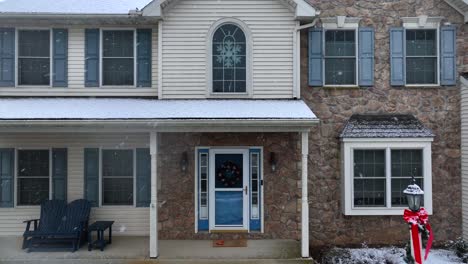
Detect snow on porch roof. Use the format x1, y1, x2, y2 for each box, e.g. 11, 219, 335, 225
0, 98, 317, 121
0, 0, 153, 15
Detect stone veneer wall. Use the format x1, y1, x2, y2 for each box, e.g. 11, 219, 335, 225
302, 0, 466, 247
156, 132, 302, 240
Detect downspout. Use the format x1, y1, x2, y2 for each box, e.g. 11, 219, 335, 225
293, 18, 319, 99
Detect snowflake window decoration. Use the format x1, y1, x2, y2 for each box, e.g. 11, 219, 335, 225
212, 23, 247, 93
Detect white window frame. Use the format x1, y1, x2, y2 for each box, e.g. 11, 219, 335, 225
341, 138, 433, 215
15, 28, 53, 88
14, 148, 53, 207
402, 16, 443, 87
99, 28, 137, 88
99, 148, 137, 208
206, 18, 253, 98
321, 16, 360, 88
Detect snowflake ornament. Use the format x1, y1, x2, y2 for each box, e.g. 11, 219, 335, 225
216, 40, 242, 68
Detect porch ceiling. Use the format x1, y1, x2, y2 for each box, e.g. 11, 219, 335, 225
0, 98, 318, 133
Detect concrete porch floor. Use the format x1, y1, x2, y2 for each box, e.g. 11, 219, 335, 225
0, 236, 313, 264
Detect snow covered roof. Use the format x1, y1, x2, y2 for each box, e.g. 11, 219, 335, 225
0, 0, 154, 15
340, 114, 434, 138
0, 98, 317, 121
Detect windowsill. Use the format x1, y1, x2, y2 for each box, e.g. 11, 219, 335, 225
322, 85, 361, 89
14, 205, 41, 209
208, 92, 251, 99
344, 207, 433, 216
405, 84, 441, 88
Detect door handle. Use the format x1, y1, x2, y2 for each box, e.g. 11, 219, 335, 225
244, 186, 248, 195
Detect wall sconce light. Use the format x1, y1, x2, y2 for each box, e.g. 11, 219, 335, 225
181, 152, 188, 172
270, 152, 277, 172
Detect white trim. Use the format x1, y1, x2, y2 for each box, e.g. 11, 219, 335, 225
14, 148, 53, 207
321, 16, 361, 29
99, 28, 137, 88
300, 131, 309, 258
206, 18, 253, 98
149, 132, 158, 258
293, 20, 300, 98
157, 21, 163, 99
342, 141, 433, 216
322, 27, 359, 87
15, 28, 53, 88
402, 16, 444, 29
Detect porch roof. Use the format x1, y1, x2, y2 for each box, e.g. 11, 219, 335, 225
0, 98, 318, 132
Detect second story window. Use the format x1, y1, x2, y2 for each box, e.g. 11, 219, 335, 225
18, 30, 51, 86
405, 29, 437, 85
102, 30, 135, 86
212, 23, 246, 93
324, 30, 357, 85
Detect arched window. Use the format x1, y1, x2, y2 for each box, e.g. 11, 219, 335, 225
212, 23, 246, 93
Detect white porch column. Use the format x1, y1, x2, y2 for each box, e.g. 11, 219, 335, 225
150, 132, 158, 258
301, 131, 310, 258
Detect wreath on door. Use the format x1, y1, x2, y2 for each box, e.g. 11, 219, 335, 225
216, 161, 242, 187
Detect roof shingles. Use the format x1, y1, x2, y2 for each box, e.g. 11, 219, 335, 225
340, 114, 434, 139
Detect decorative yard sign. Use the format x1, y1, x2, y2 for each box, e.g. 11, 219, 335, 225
403, 184, 434, 264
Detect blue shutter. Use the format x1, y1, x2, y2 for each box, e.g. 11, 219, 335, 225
136, 148, 151, 207
358, 27, 374, 86
308, 28, 323, 86
0, 149, 14, 208
52, 148, 67, 201
84, 148, 99, 207
390, 27, 405, 86
198, 149, 209, 231
137, 29, 152, 88
53, 29, 68, 87
85, 29, 99, 87
440, 25, 457, 86
0, 28, 15, 87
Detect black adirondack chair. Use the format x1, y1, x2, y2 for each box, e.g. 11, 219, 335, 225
22, 199, 91, 252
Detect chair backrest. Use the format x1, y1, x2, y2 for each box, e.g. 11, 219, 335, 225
57, 199, 91, 233
37, 200, 67, 233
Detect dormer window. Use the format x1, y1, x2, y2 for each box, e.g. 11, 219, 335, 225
212, 23, 246, 93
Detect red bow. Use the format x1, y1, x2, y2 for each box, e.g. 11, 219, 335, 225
403, 208, 433, 263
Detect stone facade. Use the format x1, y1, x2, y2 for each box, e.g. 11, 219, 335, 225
302, 0, 465, 247
156, 132, 302, 240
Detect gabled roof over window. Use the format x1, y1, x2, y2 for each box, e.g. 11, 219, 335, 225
444, 0, 468, 23
340, 114, 434, 139
0, 0, 155, 15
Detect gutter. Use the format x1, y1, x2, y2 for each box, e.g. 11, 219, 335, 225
293, 18, 319, 99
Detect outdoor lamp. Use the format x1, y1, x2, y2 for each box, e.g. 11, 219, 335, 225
180, 152, 188, 172
403, 178, 424, 212
270, 152, 277, 172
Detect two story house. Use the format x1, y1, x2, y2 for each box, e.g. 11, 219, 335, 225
0, 0, 465, 261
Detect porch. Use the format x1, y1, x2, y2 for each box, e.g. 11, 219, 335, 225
0, 237, 310, 263
0, 98, 318, 259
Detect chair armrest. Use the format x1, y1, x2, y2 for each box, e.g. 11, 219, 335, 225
23, 219, 40, 232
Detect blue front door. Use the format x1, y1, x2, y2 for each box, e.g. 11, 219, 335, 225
209, 149, 249, 231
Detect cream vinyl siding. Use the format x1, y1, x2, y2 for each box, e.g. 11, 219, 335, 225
462, 77, 468, 240
0, 25, 158, 97
161, 0, 296, 99
0, 133, 150, 236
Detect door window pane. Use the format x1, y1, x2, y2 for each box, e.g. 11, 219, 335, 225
102, 30, 134, 86
17, 150, 50, 205
18, 30, 50, 85
215, 154, 243, 188
324, 30, 356, 85
405, 29, 437, 85
391, 149, 423, 206
212, 24, 247, 93
102, 149, 134, 205
353, 150, 386, 207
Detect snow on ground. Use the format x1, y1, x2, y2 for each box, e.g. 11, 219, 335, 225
323, 247, 462, 264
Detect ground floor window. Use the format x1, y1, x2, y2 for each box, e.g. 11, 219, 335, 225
102, 149, 134, 206
17, 149, 50, 206
342, 141, 432, 215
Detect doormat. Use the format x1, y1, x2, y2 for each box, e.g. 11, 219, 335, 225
213, 239, 248, 247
